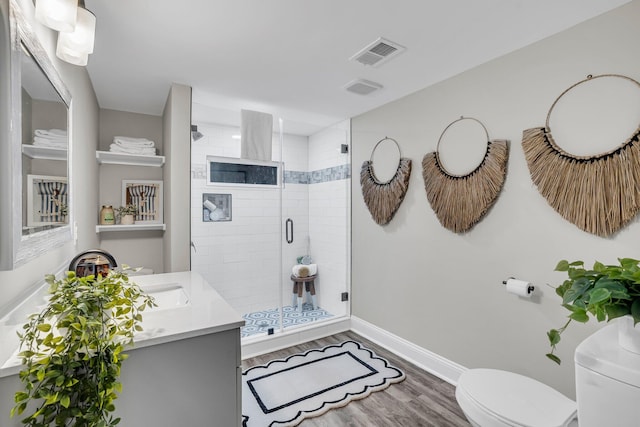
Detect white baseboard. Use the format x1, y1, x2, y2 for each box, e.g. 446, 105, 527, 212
350, 316, 466, 386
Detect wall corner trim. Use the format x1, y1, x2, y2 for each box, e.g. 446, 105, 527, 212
350, 316, 467, 386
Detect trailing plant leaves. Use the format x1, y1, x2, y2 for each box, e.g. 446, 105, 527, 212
588, 288, 611, 305
11, 269, 154, 427
562, 277, 592, 304
555, 260, 570, 271
547, 257, 640, 364
547, 329, 561, 346
632, 299, 640, 324
605, 303, 630, 320
546, 353, 562, 365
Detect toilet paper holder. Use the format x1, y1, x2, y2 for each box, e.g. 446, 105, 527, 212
502, 277, 535, 295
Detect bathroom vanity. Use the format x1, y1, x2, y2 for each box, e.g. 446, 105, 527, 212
0, 271, 245, 427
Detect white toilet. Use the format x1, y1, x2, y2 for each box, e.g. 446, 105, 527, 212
456, 368, 577, 427
455, 323, 640, 427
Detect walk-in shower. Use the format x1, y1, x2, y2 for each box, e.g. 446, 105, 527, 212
190, 116, 351, 341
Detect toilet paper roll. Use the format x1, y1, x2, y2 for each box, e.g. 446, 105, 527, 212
505, 278, 534, 297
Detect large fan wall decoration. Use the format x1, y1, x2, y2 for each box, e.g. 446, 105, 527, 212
522, 74, 640, 237
360, 137, 412, 226
422, 117, 509, 233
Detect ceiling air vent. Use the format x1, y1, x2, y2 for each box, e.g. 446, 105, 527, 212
350, 37, 406, 67
344, 79, 383, 96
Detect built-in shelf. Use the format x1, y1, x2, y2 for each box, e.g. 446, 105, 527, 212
96, 223, 166, 233
22, 144, 67, 160
96, 151, 165, 167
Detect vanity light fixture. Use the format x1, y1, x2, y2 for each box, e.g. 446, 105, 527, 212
36, 0, 96, 66
56, 2, 96, 66
35, 0, 78, 32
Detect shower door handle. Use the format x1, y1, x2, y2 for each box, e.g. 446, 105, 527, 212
286, 218, 293, 244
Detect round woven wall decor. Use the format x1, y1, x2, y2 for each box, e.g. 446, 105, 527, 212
422, 117, 509, 233
360, 137, 412, 226
521, 74, 640, 237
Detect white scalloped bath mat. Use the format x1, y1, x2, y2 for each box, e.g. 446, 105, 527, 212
242, 340, 405, 426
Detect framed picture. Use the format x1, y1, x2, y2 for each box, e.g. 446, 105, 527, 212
27, 174, 69, 226
122, 180, 163, 224
202, 193, 232, 222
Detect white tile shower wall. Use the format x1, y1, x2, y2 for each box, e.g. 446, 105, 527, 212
191, 122, 310, 315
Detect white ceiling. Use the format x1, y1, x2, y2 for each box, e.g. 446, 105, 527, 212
85, 0, 630, 136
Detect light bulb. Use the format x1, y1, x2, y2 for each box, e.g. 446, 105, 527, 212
35, 0, 78, 32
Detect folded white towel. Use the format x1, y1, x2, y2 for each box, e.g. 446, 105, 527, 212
33, 139, 68, 149
113, 136, 155, 147
109, 143, 156, 156
292, 264, 318, 278
34, 134, 67, 142
35, 129, 67, 138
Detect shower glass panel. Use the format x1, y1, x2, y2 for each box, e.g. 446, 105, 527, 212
190, 116, 351, 340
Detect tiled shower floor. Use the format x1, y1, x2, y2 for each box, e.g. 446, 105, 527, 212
241, 304, 334, 338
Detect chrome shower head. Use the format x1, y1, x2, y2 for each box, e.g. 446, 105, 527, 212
191, 125, 203, 141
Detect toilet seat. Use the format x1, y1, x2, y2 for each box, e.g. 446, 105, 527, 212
456, 369, 577, 427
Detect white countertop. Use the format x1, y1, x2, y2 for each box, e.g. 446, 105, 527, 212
0, 271, 244, 378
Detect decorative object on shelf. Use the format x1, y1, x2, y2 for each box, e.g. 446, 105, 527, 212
360, 137, 412, 225
26, 174, 69, 226
122, 180, 163, 224
546, 257, 640, 364
115, 204, 139, 225
202, 193, 232, 222
522, 74, 640, 237
422, 117, 509, 233
10, 269, 155, 426
99, 204, 115, 225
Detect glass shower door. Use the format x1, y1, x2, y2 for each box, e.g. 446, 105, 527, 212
190, 117, 351, 339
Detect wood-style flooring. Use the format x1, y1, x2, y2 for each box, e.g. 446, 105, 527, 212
241, 330, 471, 427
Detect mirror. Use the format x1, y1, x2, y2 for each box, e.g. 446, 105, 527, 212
0, 1, 72, 270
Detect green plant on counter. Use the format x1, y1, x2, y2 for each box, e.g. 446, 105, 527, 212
546, 258, 640, 365
11, 269, 155, 426
114, 204, 138, 218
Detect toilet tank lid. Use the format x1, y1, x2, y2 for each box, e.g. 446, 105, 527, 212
575, 323, 640, 387
457, 369, 576, 427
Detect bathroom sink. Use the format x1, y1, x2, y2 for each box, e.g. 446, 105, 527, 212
146, 284, 190, 310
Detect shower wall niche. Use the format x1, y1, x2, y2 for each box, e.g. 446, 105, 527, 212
190, 120, 351, 334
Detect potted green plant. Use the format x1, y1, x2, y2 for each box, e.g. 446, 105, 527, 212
115, 204, 138, 225
11, 269, 155, 426
546, 258, 640, 364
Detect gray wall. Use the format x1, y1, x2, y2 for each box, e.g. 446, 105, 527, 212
162, 83, 192, 273
351, 0, 640, 399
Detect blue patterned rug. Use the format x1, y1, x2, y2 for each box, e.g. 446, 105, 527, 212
242, 341, 405, 426
242, 304, 334, 338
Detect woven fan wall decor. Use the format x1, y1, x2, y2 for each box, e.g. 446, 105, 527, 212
422, 117, 509, 233
361, 137, 412, 225
522, 74, 640, 237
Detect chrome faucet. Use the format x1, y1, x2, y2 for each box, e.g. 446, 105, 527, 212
68, 249, 118, 278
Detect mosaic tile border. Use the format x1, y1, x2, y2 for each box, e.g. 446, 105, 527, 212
192, 163, 351, 185
285, 164, 351, 184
